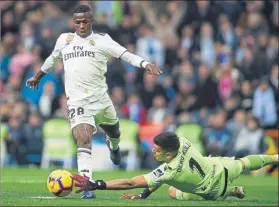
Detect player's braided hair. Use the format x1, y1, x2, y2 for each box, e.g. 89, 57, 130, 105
73, 4, 92, 13
154, 132, 180, 152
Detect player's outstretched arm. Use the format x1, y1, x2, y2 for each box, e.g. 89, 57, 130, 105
120, 51, 163, 76
121, 185, 162, 199
72, 174, 149, 193
26, 34, 64, 90
26, 70, 46, 90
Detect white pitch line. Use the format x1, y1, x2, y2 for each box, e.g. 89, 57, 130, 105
30, 196, 57, 199
1, 180, 45, 183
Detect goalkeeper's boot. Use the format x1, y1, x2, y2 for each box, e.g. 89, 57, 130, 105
232, 186, 245, 199
106, 137, 121, 165
81, 191, 96, 199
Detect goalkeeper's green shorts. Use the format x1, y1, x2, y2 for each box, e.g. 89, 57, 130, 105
175, 157, 243, 201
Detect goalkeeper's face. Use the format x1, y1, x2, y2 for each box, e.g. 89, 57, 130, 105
73, 12, 93, 38
152, 144, 174, 162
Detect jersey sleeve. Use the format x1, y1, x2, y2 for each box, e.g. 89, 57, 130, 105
102, 34, 127, 59
143, 164, 167, 187
41, 34, 66, 73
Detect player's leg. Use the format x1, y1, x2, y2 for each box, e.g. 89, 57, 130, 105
240, 154, 279, 172
68, 104, 96, 199
95, 105, 121, 165
168, 186, 205, 201
72, 123, 96, 199
99, 121, 121, 165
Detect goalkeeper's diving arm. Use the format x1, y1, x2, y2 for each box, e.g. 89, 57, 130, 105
72, 174, 161, 198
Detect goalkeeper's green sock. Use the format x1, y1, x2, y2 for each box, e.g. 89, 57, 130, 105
241, 154, 278, 171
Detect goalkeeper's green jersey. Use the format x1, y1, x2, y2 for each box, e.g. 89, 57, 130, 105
143, 137, 228, 199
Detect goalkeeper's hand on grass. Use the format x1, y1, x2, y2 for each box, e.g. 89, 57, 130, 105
121, 193, 144, 199
72, 174, 97, 193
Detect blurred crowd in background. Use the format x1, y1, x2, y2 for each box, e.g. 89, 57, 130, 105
1, 1, 278, 169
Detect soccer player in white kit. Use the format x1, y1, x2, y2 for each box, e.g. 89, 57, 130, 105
26, 5, 162, 199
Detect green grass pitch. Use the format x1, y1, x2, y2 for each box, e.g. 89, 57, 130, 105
0, 167, 278, 206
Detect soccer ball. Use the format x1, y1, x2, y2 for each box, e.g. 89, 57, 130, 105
47, 169, 74, 197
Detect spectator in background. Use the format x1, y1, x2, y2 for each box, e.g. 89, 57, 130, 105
180, 25, 195, 55
21, 61, 61, 106
162, 76, 176, 102
0, 44, 11, 82
39, 27, 56, 60
122, 44, 137, 95
223, 93, 240, 120
192, 107, 211, 127
1, 11, 19, 37
226, 115, 267, 158
40, 3, 67, 38
106, 58, 126, 89
216, 0, 243, 27
53, 94, 68, 120
252, 78, 277, 129
138, 72, 167, 110
110, 87, 126, 119
38, 81, 55, 119
0, 102, 13, 124
136, 24, 165, 68
6, 115, 26, 165
175, 60, 197, 86
9, 43, 33, 80
177, 112, 193, 126
191, 64, 220, 110
114, 15, 137, 46
269, 64, 278, 101
204, 111, 231, 156
23, 111, 43, 166
20, 20, 36, 52
216, 14, 237, 50
162, 114, 176, 132
122, 93, 146, 125
226, 109, 247, 138
238, 80, 253, 112
138, 1, 185, 46
237, 1, 267, 35
147, 95, 168, 123
164, 35, 180, 73
237, 47, 259, 82
177, 1, 223, 37
173, 81, 196, 115
4, 76, 22, 101
93, 13, 113, 35
13, 1, 28, 25
12, 101, 28, 123
218, 67, 233, 102
199, 23, 216, 68
266, 35, 278, 69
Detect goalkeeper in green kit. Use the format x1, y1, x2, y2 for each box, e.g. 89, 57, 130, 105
72, 132, 278, 201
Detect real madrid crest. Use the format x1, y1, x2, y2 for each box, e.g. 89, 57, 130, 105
90, 40, 95, 46
66, 34, 74, 44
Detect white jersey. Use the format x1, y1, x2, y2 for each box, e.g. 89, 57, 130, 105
41, 31, 149, 105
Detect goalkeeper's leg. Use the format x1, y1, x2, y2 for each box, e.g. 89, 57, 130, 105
240, 154, 278, 172
168, 186, 205, 201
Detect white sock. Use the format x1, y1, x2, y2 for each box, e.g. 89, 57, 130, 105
107, 136, 120, 150
77, 148, 93, 180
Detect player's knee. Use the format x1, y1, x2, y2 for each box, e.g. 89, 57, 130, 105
168, 186, 176, 199
100, 122, 121, 138
72, 124, 93, 149
112, 127, 121, 138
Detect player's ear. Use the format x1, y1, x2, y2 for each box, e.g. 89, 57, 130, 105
166, 152, 172, 159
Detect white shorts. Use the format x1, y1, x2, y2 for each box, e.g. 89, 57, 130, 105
67, 92, 118, 134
